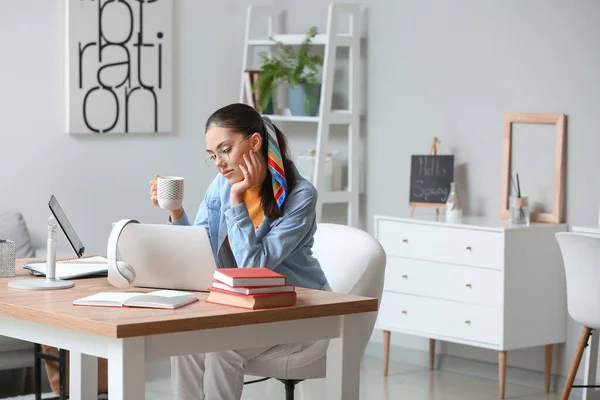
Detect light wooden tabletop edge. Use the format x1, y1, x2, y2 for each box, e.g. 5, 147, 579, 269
114, 298, 379, 338
1, 258, 379, 339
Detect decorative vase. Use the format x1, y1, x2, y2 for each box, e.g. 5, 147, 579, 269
445, 182, 462, 221
287, 83, 321, 116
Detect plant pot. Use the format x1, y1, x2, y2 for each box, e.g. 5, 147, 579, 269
254, 93, 274, 114
287, 83, 321, 116
258, 96, 274, 115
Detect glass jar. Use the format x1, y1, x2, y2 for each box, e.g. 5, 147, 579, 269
509, 196, 530, 225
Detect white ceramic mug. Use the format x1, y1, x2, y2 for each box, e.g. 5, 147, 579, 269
157, 176, 184, 210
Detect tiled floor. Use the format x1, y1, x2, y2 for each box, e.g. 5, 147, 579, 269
143, 355, 572, 400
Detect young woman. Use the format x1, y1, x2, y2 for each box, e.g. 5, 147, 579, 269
149, 102, 331, 400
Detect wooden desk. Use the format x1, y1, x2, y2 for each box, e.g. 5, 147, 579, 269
0, 259, 378, 400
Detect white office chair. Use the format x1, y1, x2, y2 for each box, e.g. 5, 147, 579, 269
244, 223, 387, 399
555, 232, 600, 399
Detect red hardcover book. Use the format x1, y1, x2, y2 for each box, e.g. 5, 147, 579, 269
213, 268, 286, 287
205, 287, 297, 310
211, 280, 295, 295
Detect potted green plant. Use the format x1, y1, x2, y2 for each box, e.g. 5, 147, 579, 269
254, 26, 324, 116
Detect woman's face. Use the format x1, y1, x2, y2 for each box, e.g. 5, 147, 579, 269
205, 125, 262, 184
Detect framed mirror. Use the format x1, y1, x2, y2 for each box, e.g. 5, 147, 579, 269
499, 113, 566, 224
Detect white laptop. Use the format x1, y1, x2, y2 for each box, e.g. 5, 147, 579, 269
25, 195, 216, 290
117, 223, 217, 292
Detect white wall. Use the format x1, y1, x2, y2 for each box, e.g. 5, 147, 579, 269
276, 0, 600, 382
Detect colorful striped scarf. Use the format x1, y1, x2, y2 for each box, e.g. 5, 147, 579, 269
262, 116, 287, 208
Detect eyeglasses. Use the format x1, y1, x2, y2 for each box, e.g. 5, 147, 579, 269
205, 135, 252, 167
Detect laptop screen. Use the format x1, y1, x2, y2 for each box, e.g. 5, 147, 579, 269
48, 195, 85, 258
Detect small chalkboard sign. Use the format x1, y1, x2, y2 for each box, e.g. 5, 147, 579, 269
409, 155, 454, 204
408, 138, 454, 217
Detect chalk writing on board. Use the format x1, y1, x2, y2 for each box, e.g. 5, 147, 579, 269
411, 180, 450, 202
409, 155, 454, 204
417, 156, 448, 177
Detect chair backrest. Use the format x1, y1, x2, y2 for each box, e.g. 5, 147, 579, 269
312, 223, 386, 352
0, 212, 34, 258
555, 232, 600, 329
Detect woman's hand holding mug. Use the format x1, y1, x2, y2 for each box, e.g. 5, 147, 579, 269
150, 174, 184, 221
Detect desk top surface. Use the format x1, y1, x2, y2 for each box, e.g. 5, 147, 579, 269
0, 258, 378, 339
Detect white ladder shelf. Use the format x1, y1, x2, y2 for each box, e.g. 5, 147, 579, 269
239, 2, 362, 228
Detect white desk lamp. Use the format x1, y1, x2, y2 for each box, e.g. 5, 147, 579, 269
8, 215, 74, 290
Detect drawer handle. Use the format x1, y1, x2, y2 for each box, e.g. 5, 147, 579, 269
402, 239, 409, 244
465, 283, 472, 289
465, 320, 471, 325
402, 274, 408, 279
401, 310, 408, 315
465, 246, 472, 251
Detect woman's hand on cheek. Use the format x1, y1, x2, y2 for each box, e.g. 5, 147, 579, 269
230, 151, 263, 206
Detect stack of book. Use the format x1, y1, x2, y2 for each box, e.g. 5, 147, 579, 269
205, 268, 296, 309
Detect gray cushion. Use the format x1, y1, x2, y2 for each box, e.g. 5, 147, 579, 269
0, 212, 34, 258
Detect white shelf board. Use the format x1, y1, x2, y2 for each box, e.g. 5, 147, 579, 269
262, 114, 318, 123
248, 33, 353, 47
262, 111, 352, 124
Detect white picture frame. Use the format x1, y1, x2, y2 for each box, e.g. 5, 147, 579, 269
65, 0, 173, 134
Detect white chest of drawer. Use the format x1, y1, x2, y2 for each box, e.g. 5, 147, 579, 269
375, 214, 568, 399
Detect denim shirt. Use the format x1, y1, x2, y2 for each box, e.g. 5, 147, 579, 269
170, 173, 330, 290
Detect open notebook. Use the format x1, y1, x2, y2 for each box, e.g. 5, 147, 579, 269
73, 290, 199, 309
24, 255, 108, 280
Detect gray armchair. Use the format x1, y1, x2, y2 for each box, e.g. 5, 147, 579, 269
0, 211, 36, 371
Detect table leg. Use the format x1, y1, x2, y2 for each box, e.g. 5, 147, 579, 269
545, 344, 553, 393
383, 330, 390, 376
499, 351, 507, 399
108, 337, 145, 400
69, 351, 98, 400
34, 344, 41, 400
430, 339, 436, 370
327, 313, 363, 400
583, 330, 600, 400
